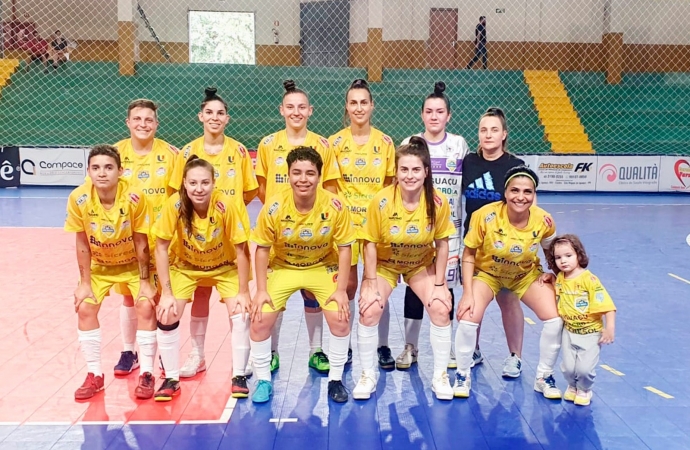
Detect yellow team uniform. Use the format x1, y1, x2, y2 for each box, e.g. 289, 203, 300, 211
255, 130, 340, 200
464, 201, 556, 298
113, 138, 179, 293
169, 136, 259, 200
251, 188, 355, 312
360, 185, 456, 288
329, 127, 396, 265
152, 190, 250, 301
64, 179, 149, 304
556, 270, 616, 335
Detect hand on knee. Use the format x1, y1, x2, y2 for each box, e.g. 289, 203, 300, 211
428, 304, 451, 327
359, 307, 383, 327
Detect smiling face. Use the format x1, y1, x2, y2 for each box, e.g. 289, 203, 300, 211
504, 176, 535, 215
87, 154, 122, 190
183, 166, 214, 209
288, 159, 320, 200
396, 154, 427, 194
280, 92, 313, 132
126, 106, 158, 142
421, 97, 451, 136
198, 99, 230, 135
346, 88, 373, 127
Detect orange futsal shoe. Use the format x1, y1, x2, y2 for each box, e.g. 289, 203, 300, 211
75, 373, 105, 400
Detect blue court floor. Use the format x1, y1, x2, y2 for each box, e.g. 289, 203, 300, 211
1, 188, 689, 449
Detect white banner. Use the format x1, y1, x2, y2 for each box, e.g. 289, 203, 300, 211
534, 155, 597, 191
659, 156, 690, 193
595, 156, 661, 192
19, 147, 87, 186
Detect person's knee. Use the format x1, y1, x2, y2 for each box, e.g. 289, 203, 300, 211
359, 305, 383, 327
428, 303, 451, 326
77, 301, 98, 320
135, 298, 156, 320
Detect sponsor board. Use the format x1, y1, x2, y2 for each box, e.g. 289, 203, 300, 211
20, 147, 87, 186
534, 155, 597, 191
595, 156, 660, 192
0, 147, 21, 188
659, 156, 690, 192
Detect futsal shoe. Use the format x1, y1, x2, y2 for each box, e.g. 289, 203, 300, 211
135, 372, 155, 399
252, 380, 273, 403
327, 380, 349, 403
377, 346, 395, 370
448, 349, 457, 369
574, 389, 593, 406
502, 354, 522, 378
231, 376, 250, 398
113, 351, 139, 376
431, 372, 454, 400
470, 349, 484, 368
179, 353, 206, 378
75, 373, 105, 400
395, 344, 418, 370
308, 349, 330, 373
353, 370, 378, 400
534, 374, 562, 399
564, 385, 577, 402
453, 372, 471, 398
270, 351, 280, 372
154, 378, 181, 402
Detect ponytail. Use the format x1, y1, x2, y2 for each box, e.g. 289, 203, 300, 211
179, 155, 215, 237
395, 136, 436, 227
200, 86, 228, 112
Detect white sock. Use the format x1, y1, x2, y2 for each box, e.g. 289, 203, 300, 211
78, 328, 102, 375
271, 311, 283, 353
157, 327, 180, 380
455, 321, 479, 374
405, 318, 422, 348
306, 310, 324, 354
250, 337, 272, 381
136, 329, 157, 374
230, 314, 250, 377
537, 317, 563, 378
328, 332, 350, 381
378, 303, 390, 347
429, 323, 452, 377
357, 323, 378, 372
189, 315, 208, 359
120, 305, 137, 352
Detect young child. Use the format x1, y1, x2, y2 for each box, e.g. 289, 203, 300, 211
544, 234, 616, 406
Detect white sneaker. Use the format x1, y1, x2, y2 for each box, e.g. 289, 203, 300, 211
447, 349, 457, 369
431, 372, 454, 400
453, 371, 472, 398
502, 354, 522, 378
395, 344, 418, 370
574, 388, 593, 406
534, 374, 562, 399
179, 353, 206, 378
352, 370, 378, 400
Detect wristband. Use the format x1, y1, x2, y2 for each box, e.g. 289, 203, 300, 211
434, 283, 444, 287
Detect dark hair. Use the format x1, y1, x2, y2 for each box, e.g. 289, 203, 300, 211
395, 136, 436, 227
545, 234, 590, 275
503, 164, 539, 191
287, 146, 323, 176
478, 106, 508, 157
179, 155, 215, 237
343, 78, 373, 127
282, 79, 309, 102
127, 98, 158, 119
200, 87, 228, 112
479, 16, 486, 21
422, 81, 451, 113
88, 144, 121, 168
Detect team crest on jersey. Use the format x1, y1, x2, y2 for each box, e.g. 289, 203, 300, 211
355, 158, 366, 169
382, 135, 392, 145
121, 220, 130, 230
129, 193, 140, 204
227, 156, 235, 164
529, 243, 538, 253
123, 168, 132, 177
157, 154, 166, 163
373, 158, 381, 167
319, 137, 329, 148
341, 157, 350, 166
227, 169, 236, 178
433, 195, 443, 206
183, 145, 192, 159
372, 146, 381, 155
90, 222, 98, 231
101, 224, 115, 236
493, 240, 504, 249
575, 297, 589, 312
446, 158, 458, 172
210, 217, 216, 225
510, 245, 522, 254
319, 226, 331, 235
321, 212, 329, 220
215, 201, 226, 213
595, 292, 604, 303
138, 171, 150, 181
299, 228, 313, 241
76, 194, 88, 205
331, 198, 343, 211
485, 212, 496, 223
532, 231, 539, 238
275, 157, 285, 166
195, 234, 206, 243
282, 227, 293, 237
406, 225, 419, 235
379, 198, 387, 210
390, 225, 400, 235
156, 167, 166, 177
333, 136, 343, 147
263, 135, 275, 145
238, 145, 246, 157
212, 227, 221, 239
268, 202, 280, 216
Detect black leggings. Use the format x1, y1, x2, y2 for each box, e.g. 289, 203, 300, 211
403, 287, 455, 321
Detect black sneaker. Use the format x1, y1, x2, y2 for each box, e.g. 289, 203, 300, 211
114, 351, 139, 376
377, 346, 395, 371
328, 380, 349, 403
346, 348, 353, 365
231, 376, 249, 398
154, 378, 180, 402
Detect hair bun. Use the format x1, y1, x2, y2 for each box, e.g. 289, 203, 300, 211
408, 136, 429, 151
186, 154, 200, 164
433, 81, 446, 95
204, 87, 218, 98
283, 79, 296, 92
351, 78, 368, 88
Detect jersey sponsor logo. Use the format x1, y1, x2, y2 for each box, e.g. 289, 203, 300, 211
215, 201, 226, 213
227, 156, 235, 164
333, 136, 343, 147
390, 225, 400, 235
319, 137, 329, 148
143, 187, 166, 195
575, 297, 589, 312
227, 168, 236, 177
101, 224, 115, 235
212, 227, 221, 239
494, 240, 504, 250
348, 205, 367, 214
167, 144, 179, 155
129, 193, 140, 204
219, 188, 236, 196
342, 174, 381, 184
90, 222, 98, 231
446, 158, 458, 172
268, 202, 279, 216
510, 244, 522, 254
465, 172, 501, 201
341, 146, 351, 153
433, 195, 443, 206
121, 220, 130, 230
492, 255, 519, 266
595, 292, 604, 303
157, 154, 166, 163
331, 198, 343, 211
214, 170, 220, 179
320, 226, 331, 235
373, 157, 381, 166
76, 194, 88, 205
238, 145, 246, 157
341, 157, 350, 166
175, 200, 181, 209
299, 228, 313, 241
406, 225, 419, 235
275, 157, 285, 166
485, 212, 496, 223
382, 135, 392, 145
282, 227, 293, 237
355, 158, 366, 169
379, 198, 387, 210
281, 215, 295, 223
544, 216, 553, 228
156, 167, 166, 177
89, 235, 132, 248
529, 243, 538, 253
195, 234, 206, 243
123, 168, 132, 177
183, 146, 192, 159
389, 212, 400, 220
263, 135, 275, 145
138, 171, 150, 181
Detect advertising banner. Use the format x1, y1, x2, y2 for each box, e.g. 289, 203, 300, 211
534, 155, 597, 191
0, 147, 21, 188
19, 147, 87, 186
659, 156, 690, 193
595, 156, 660, 192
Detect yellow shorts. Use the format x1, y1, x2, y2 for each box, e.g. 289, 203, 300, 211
263, 264, 340, 312
349, 240, 363, 266
85, 262, 140, 305
377, 265, 427, 290
473, 267, 542, 299
170, 265, 239, 301
114, 263, 160, 297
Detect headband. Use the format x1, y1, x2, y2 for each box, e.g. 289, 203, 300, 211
504, 172, 537, 188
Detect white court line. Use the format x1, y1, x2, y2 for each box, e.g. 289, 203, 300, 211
78, 421, 125, 426
127, 421, 177, 425
269, 418, 298, 423
178, 419, 228, 425
23, 422, 73, 426
0, 226, 62, 229
0, 422, 21, 426
0, 196, 69, 200
668, 273, 690, 285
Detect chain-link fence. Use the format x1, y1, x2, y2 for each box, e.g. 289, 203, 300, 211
2, 0, 690, 155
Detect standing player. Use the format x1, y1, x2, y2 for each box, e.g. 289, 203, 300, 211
329, 78, 396, 369
167, 87, 258, 378
462, 107, 526, 378
254, 80, 341, 373
153, 156, 252, 401
454, 165, 563, 399
111, 99, 178, 398
249, 147, 354, 403
65, 145, 156, 400
395, 81, 469, 371
355, 137, 456, 400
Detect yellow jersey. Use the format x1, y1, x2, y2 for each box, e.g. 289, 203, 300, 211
169, 136, 258, 201
64, 179, 149, 267
251, 188, 355, 269
255, 130, 340, 201
556, 270, 616, 334
464, 201, 556, 280
330, 127, 396, 232
152, 190, 250, 271
360, 185, 455, 273
114, 138, 178, 224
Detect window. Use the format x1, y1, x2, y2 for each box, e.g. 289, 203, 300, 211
188, 11, 255, 64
